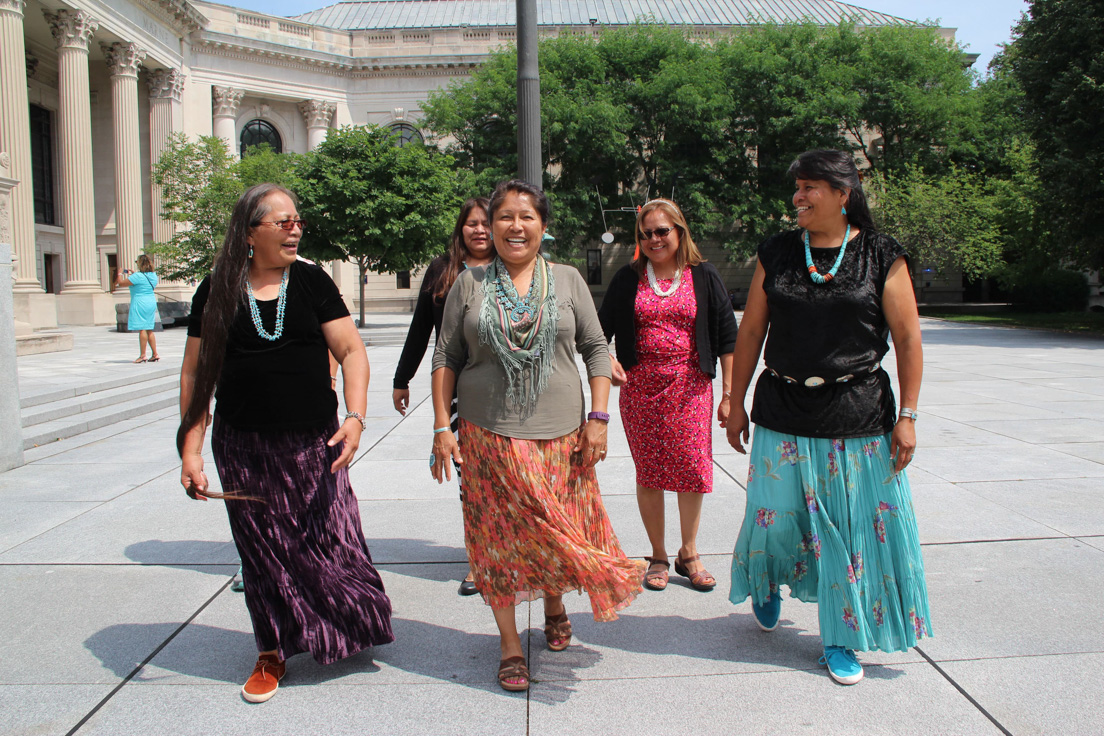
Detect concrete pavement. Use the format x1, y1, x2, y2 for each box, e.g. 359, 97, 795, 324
3, 316, 1103, 735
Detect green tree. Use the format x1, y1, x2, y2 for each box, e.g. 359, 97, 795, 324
147, 136, 298, 281
293, 125, 460, 325
1010, 0, 1104, 268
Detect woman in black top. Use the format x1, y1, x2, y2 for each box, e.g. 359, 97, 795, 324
179, 184, 393, 703
392, 197, 492, 596
725, 150, 931, 686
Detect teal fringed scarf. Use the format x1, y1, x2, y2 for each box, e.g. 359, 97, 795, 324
478, 255, 558, 421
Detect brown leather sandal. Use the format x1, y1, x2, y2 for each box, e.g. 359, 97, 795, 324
498, 655, 530, 692
674, 553, 717, 591
544, 609, 573, 651
643, 556, 671, 591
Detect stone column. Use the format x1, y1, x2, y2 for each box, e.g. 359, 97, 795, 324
0, 152, 25, 471
46, 9, 99, 293
0, 0, 39, 293
299, 99, 335, 150
103, 42, 145, 278
148, 68, 184, 248
212, 86, 243, 156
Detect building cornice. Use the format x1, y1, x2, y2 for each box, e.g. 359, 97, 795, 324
193, 32, 484, 77
136, 0, 206, 35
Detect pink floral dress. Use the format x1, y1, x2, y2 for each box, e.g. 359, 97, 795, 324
619, 269, 713, 493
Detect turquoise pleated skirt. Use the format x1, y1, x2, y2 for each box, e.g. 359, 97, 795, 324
730, 426, 933, 652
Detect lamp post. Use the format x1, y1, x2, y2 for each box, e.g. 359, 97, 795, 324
516, 0, 541, 188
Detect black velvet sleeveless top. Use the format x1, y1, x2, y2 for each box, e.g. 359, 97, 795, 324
750, 228, 909, 439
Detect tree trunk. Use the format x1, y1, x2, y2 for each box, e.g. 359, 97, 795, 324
358, 259, 367, 327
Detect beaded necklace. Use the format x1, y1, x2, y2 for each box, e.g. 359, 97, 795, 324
245, 267, 288, 341
804, 224, 850, 284
494, 261, 539, 324
646, 260, 682, 297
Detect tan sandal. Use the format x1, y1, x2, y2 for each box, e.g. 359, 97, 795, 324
674, 553, 717, 591
644, 556, 671, 591
498, 655, 530, 691
544, 609, 573, 651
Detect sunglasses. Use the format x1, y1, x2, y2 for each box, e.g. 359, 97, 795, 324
638, 226, 676, 241
258, 218, 307, 231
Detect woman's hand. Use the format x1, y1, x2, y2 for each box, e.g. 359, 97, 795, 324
431, 429, 462, 483
890, 417, 917, 473
610, 356, 628, 387
725, 405, 751, 454
573, 419, 608, 467
181, 454, 209, 501
716, 394, 731, 427
392, 388, 410, 415
327, 417, 364, 472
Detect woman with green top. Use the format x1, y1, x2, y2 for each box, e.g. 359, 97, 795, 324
430, 179, 644, 693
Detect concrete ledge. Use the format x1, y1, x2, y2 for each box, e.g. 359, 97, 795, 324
15, 332, 74, 356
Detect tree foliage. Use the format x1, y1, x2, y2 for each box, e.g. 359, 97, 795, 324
422, 21, 978, 265
1010, 0, 1104, 268
147, 135, 298, 281
293, 125, 460, 324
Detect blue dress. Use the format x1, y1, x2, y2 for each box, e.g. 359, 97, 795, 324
127, 272, 159, 330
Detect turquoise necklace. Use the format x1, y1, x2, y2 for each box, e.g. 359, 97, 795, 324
245, 267, 288, 340
494, 260, 538, 323
804, 224, 850, 284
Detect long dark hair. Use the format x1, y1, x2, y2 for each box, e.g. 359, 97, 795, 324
430, 197, 490, 301
787, 149, 875, 231
176, 183, 294, 456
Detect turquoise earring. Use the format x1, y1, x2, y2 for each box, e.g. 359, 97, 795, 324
841, 205, 847, 215
248, 247, 253, 258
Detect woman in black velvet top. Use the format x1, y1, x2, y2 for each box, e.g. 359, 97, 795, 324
392, 197, 493, 596
725, 150, 932, 687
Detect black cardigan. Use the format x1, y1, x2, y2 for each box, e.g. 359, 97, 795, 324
597, 261, 738, 378
393, 256, 449, 389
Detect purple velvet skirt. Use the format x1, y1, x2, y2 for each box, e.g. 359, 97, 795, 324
212, 415, 394, 664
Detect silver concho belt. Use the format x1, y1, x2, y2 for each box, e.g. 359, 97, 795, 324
766, 361, 881, 388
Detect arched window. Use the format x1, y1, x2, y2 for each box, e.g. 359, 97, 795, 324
387, 121, 423, 147
240, 119, 282, 155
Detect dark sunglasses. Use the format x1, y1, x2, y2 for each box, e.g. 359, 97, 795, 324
638, 226, 676, 241
258, 218, 307, 231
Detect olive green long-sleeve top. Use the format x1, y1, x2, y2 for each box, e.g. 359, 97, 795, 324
432, 263, 612, 440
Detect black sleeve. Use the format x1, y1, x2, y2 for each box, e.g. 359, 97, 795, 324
393, 257, 446, 389
186, 277, 212, 338
299, 262, 350, 324
598, 264, 632, 342
705, 263, 738, 354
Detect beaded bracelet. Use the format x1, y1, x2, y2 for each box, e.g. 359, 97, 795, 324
344, 411, 367, 430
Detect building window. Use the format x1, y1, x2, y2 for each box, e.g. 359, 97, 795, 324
240, 119, 282, 155
396, 270, 411, 289
587, 249, 602, 285
387, 122, 422, 147
29, 105, 55, 225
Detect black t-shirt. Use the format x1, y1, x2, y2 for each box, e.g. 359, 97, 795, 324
188, 260, 351, 431
750, 229, 909, 439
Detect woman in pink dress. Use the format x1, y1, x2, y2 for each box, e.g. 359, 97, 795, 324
598, 199, 738, 591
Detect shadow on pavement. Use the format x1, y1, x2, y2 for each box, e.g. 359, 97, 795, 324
124, 539, 239, 575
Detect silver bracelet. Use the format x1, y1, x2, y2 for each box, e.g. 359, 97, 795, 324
898, 408, 919, 422
344, 411, 367, 430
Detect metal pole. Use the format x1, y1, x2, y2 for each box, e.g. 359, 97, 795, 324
516, 0, 541, 188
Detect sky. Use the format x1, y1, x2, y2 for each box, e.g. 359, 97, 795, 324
225, 0, 1030, 75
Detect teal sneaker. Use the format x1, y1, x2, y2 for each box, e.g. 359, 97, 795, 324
230, 565, 245, 593
819, 645, 863, 685
752, 593, 781, 632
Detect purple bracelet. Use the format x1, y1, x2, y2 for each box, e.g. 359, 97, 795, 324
587, 411, 610, 423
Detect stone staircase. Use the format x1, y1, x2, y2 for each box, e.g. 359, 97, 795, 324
20, 368, 179, 450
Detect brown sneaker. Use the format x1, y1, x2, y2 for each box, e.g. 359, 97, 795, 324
241, 653, 285, 703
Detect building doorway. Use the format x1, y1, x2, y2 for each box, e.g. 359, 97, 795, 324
42, 253, 59, 294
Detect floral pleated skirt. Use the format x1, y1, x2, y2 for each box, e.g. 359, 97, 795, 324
729, 425, 933, 652
212, 415, 395, 664
460, 419, 645, 621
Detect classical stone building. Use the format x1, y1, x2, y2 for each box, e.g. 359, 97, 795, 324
1, 0, 954, 326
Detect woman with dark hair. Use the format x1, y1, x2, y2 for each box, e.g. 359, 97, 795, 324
726, 149, 931, 686
598, 198, 737, 593
178, 183, 393, 703
116, 253, 161, 363
430, 179, 644, 692
393, 197, 492, 596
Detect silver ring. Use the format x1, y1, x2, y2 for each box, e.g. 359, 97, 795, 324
429, 454, 436, 468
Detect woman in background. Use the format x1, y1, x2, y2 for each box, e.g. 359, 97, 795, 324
116, 254, 161, 363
